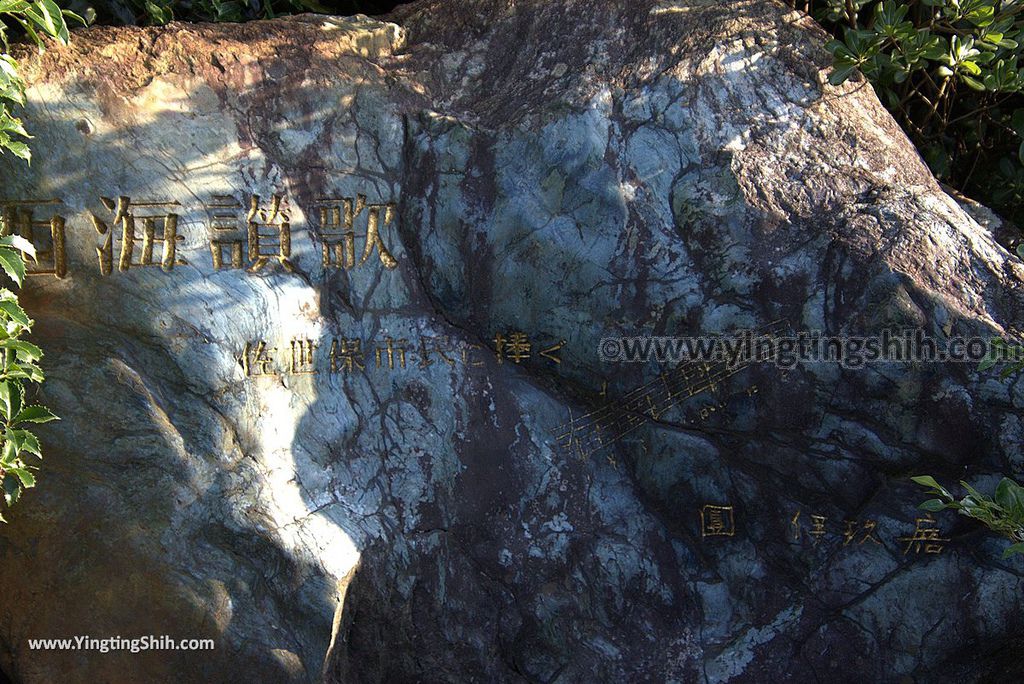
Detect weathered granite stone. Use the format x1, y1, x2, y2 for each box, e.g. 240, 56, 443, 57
0, 1, 1023, 682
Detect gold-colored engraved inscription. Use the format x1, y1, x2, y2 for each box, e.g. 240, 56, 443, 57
495, 331, 532, 364
316, 197, 357, 269
419, 336, 456, 368
1, 199, 67, 278
205, 194, 294, 272
4, 189, 402, 279
207, 195, 245, 270
92, 196, 183, 275
239, 341, 276, 377
375, 337, 408, 370
361, 201, 398, 269
330, 338, 366, 374
247, 195, 293, 273
539, 340, 565, 364
244, 331, 564, 379
313, 195, 398, 270
842, 519, 882, 547
461, 343, 485, 367
898, 515, 949, 555
791, 510, 828, 545
290, 339, 319, 375
700, 504, 736, 538
784, 509, 954, 555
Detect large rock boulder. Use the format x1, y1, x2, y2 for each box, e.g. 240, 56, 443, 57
1, 0, 1023, 682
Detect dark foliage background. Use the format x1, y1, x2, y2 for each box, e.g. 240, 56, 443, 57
793, 0, 1024, 230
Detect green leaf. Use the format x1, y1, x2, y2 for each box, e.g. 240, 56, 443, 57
0, 235, 36, 260
61, 9, 86, 27
829, 63, 858, 85
11, 15, 43, 51
1017, 244, 1024, 260
3, 140, 29, 163
0, 247, 25, 287
8, 429, 40, 457
1, 438, 17, 465
0, 298, 30, 328
12, 404, 57, 424
1002, 542, 1024, 559
0, 379, 21, 421
961, 74, 986, 91
962, 479, 987, 499
919, 498, 949, 512
966, 5, 995, 26
911, 475, 952, 498
23, 0, 70, 44
18, 361, 42, 383
9, 467, 34, 488
0, 116, 28, 139
1, 340, 42, 362
995, 478, 1024, 517
2, 473, 20, 507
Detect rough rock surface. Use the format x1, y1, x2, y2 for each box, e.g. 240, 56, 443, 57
1, 1, 1023, 682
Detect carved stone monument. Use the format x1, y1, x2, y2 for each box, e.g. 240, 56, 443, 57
1, 0, 1022, 682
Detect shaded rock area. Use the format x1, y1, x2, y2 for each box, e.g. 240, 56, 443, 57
0, 0, 1023, 682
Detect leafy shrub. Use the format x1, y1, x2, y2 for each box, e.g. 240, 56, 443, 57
979, 335, 1024, 376
0, 236, 57, 521
791, 0, 1024, 228
0, 1, 70, 519
913, 475, 1024, 557
1, 1, 82, 162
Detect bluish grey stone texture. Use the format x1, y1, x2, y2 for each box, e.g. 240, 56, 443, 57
0, 1, 1022, 683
